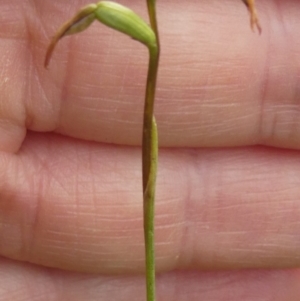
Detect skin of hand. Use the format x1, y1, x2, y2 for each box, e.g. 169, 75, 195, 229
1, 0, 300, 300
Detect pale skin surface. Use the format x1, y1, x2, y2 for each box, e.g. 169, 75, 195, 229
1, 0, 300, 299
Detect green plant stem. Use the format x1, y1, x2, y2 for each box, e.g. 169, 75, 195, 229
143, 0, 160, 300
146, 0, 160, 44
142, 46, 159, 192
143, 114, 158, 301
143, 45, 159, 301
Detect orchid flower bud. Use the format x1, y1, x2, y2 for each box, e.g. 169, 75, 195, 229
94, 1, 156, 48
45, 1, 156, 67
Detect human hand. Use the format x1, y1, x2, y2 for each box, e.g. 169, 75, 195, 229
1, 0, 300, 300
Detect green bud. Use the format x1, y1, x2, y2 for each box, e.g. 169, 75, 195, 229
45, 1, 156, 67
94, 1, 156, 49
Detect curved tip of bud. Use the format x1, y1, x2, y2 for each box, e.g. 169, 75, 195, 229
44, 4, 97, 68
44, 35, 59, 68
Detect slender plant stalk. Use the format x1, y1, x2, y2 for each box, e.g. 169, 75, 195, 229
146, 0, 160, 40
142, 1, 160, 301
142, 50, 159, 301
142, 3, 260, 301
45, 3, 260, 301
44, 4, 158, 301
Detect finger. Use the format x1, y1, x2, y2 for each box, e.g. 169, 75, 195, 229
1, 258, 300, 301
1, 133, 300, 273
2, 0, 300, 152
